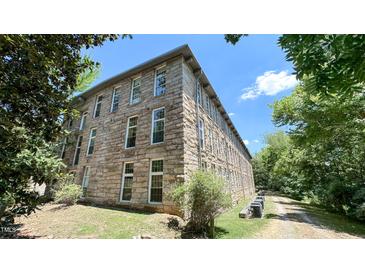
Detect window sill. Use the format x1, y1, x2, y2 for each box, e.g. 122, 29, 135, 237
153, 92, 166, 98
119, 200, 131, 204
150, 142, 165, 146
129, 100, 142, 106
148, 201, 163, 206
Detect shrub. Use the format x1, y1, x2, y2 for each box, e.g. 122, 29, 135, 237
172, 170, 231, 237
54, 174, 82, 205
0, 192, 16, 224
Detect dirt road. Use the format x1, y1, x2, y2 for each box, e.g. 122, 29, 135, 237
254, 195, 362, 239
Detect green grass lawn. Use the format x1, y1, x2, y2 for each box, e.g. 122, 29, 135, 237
17, 204, 183, 239
214, 196, 275, 239
17, 198, 275, 239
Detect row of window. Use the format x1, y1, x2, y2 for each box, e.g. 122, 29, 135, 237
201, 160, 249, 189
197, 117, 246, 168
93, 66, 166, 118
81, 159, 164, 203
196, 81, 244, 154
70, 107, 166, 165
68, 67, 166, 134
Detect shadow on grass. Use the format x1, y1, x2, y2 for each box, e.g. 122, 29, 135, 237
0, 223, 40, 239
49, 204, 71, 212
78, 202, 155, 216
213, 226, 229, 238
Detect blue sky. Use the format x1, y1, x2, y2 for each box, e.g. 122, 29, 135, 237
85, 35, 297, 154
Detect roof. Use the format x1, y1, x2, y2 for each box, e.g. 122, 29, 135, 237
76, 44, 252, 159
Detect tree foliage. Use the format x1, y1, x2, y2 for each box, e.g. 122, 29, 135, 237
226, 34, 365, 220
253, 82, 365, 220
172, 170, 231, 237
54, 174, 82, 206
225, 34, 365, 98
0, 34, 120, 224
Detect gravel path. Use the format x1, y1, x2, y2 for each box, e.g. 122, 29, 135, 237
255, 195, 361, 239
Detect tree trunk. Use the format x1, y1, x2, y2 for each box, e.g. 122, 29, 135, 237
209, 218, 215, 238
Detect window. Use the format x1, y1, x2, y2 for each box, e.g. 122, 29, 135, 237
205, 94, 210, 113
93, 95, 103, 118
198, 118, 205, 150
81, 166, 91, 197
60, 137, 67, 159
154, 67, 166, 96
79, 112, 87, 130
87, 128, 97, 155
196, 81, 202, 105
208, 128, 213, 152
207, 97, 212, 117
110, 86, 121, 112
149, 159, 163, 203
201, 161, 207, 170
73, 135, 83, 165
68, 119, 73, 129
130, 77, 141, 104
151, 108, 165, 144
211, 163, 216, 171
125, 116, 138, 148
120, 163, 134, 201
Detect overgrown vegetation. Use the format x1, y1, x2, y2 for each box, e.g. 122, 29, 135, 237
252, 80, 365, 220
0, 34, 124, 224
226, 34, 365, 221
54, 174, 82, 205
172, 170, 232, 238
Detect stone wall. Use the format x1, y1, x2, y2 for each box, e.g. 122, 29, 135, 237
62, 51, 255, 215
181, 60, 255, 204
63, 56, 185, 214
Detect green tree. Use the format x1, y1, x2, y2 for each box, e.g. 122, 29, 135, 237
0, 34, 122, 224
252, 131, 291, 191
272, 81, 365, 218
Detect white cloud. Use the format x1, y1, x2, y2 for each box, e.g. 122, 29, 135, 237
243, 139, 249, 145
240, 70, 298, 101
228, 112, 235, 116
253, 139, 259, 143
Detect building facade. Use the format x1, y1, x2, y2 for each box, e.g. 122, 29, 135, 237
62, 45, 255, 214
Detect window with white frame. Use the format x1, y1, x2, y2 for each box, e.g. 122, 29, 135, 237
154, 67, 166, 96
130, 77, 141, 104
125, 116, 138, 148
73, 135, 83, 165
151, 108, 165, 144
208, 128, 213, 152
198, 118, 205, 150
93, 95, 103, 118
87, 128, 97, 155
79, 112, 87, 130
149, 159, 163, 203
120, 162, 134, 201
110, 86, 121, 112
201, 161, 207, 170
205, 94, 211, 113
196, 81, 202, 105
82, 166, 91, 197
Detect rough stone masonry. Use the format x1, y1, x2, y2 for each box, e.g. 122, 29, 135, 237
62, 45, 255, 215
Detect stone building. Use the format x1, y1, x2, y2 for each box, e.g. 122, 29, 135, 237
62, 45, 255, 214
